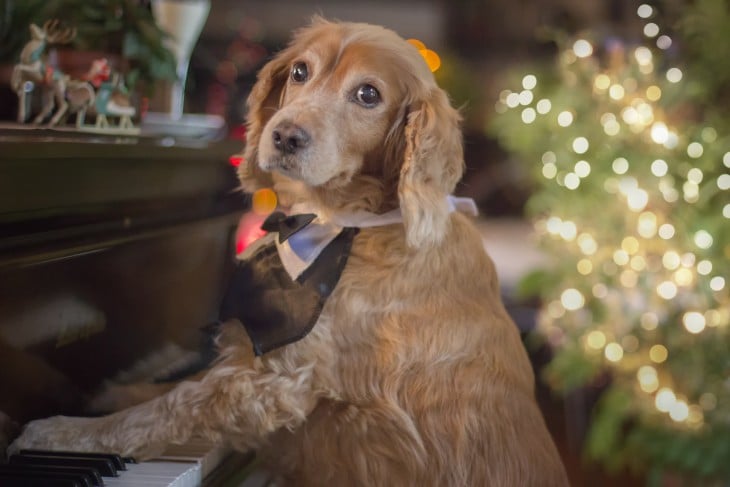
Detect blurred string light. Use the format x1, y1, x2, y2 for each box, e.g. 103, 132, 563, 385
493, 1, 729, 430
573, 39, 593, 58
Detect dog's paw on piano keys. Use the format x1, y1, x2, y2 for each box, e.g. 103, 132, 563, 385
8, 414, 169, 461
7, 416, 104, 456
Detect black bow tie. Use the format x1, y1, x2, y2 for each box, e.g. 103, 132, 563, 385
261, 211, 317, 243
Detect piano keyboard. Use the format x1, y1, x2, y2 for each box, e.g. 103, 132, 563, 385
0, 438, 234, 487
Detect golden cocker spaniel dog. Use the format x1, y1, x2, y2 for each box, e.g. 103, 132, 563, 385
9, 18, 568, 486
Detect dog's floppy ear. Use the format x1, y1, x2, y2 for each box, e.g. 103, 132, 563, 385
237, 51, 293, 192
398, 87, 464, 249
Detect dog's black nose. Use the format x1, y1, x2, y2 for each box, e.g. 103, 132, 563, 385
272, 122, 310, 154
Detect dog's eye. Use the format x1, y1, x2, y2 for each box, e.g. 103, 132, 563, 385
354, 84, 380, 107
291, 62, 309, 83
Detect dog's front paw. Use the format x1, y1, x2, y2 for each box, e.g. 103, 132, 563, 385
8, 416, 101, 456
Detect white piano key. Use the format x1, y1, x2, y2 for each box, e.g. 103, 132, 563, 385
157, 437, 230, 479
104, 460, 200, 487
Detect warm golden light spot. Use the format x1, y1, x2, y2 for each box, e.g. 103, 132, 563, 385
630, 255, 646, 271
577, 259, 593, 275
710, 276, 726, 291
542, 163, 557, 179
637, 4, 653, 18
651, 159, 668, 177
574, 160, 591, 177
656, 35, 672, 50
637, 365, 658, 393
688, 405, 703, 425
419, 49, 441, 72
646, 85, 661, 101
658, 223, 675, 240
612, 158, 629, 174
657, 281, 678, 299
592, 283, 608, 299
521, 108, 536, 124
252, 188, 278, 215
613, 249, 630, 266
637, 212, 657, 238
694, 230, 713, 249
609, 84, 625, 100
674, 268, 694, 287
622, 236, 640, 254
604, 342, 624, 362
669, 400, 689, 422
522, 74, 537, 90
586, 330, 606, 349
643, 22, 659, 38
557, 111, 574, 127
594, 74, 611, 91
667, 68, 683, 83
559, 221, 577, 241
651, 122, 669, 144
649, 344, 668, 363
634, 47, 653, 65
407, 38, 426, 50
577, 233, 597, 255
655, 388, 675, 412
561, 288, 585, 310
683, 311, 706, 334
697, 260, 713, 275
573, 39, 593, 57
663, 251, 681, 270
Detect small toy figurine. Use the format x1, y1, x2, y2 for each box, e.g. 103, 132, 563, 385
11, 21, 140, 135
10, 20, 76, 126
77, 58, 139, 135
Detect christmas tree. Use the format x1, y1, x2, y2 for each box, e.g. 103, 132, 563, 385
490, 0, 730, 483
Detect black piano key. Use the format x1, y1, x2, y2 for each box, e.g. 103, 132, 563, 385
9, 453, 118, 477
0, 464, 102, 487
19, 449, 126, 471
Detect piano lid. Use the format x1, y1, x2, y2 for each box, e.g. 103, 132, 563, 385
0, 127, 247, 268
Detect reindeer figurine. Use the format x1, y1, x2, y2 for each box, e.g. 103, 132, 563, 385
10, 20, 77, 125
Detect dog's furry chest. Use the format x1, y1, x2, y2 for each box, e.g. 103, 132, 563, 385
219, 228, 358, 355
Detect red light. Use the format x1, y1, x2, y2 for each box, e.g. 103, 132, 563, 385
229, 155, 244, 167
235, 212, 267, 254
230, 124, 247, 141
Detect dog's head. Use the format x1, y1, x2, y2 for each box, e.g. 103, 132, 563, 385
239, 18, 463, 248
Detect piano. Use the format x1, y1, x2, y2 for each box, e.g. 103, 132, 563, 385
1, 438, 249, 486
0, 127, 260, 485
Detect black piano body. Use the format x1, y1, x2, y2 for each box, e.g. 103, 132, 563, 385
0, 128, 247, 428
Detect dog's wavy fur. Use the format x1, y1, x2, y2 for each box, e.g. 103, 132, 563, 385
9, 18, 568, 486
